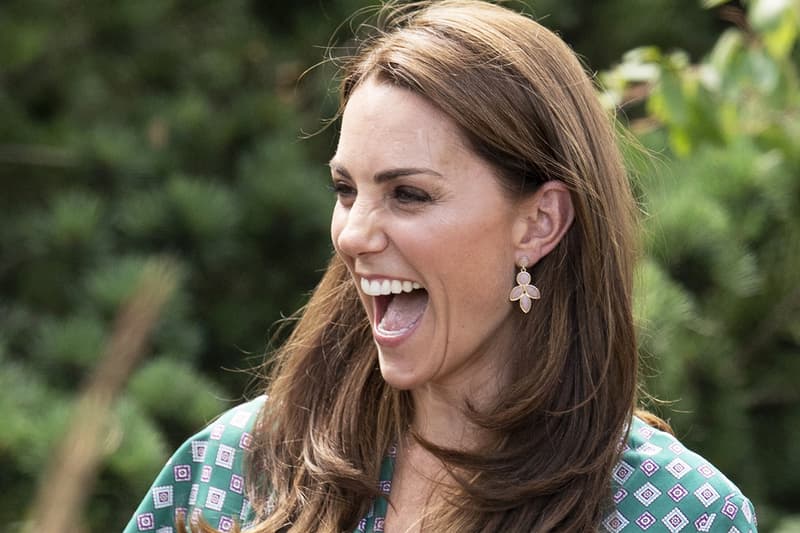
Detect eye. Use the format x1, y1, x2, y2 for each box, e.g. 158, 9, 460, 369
392, 186, 432, 204
329, 181, 356, 206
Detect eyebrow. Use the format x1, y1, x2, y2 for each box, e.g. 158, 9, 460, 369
328, 160, 443, 183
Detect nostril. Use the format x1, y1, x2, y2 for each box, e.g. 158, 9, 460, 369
336, 211, 388, 256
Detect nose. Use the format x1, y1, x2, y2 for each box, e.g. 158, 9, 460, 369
333, 200, 389, 257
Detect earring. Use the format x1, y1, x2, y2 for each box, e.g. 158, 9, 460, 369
509, 257, 540, 313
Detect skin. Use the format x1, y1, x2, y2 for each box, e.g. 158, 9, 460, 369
329, 78, 575, 531
330, 79, 518, 408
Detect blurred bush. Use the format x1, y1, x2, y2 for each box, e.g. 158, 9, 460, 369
605, 0, 800, 528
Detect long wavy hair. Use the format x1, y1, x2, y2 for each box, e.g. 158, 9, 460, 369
243, 1, 641, 531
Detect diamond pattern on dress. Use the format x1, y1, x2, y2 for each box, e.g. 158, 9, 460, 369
665, 458, 691, 479
613, 460, 635, 484
124, 402, 758, 533
602, 510, 630, 532
205, 487, 226, 511
634, 482, 662, 506
152, 486, 173, 510
637, 442, 663, 456
640, 458, 660, 476
668, 483, 688, 502
694, 512, 716, 531
635, 511, 657, 530
191, 441, 208, 462
694, 482, 721, 508
662, 508, 689, 532
722, 499, 739, 520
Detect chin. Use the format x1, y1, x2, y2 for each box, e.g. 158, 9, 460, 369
376, 350, 424, 391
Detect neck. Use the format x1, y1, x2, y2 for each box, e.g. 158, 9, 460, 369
409, 367, 507, 450
406, 322, 516, 449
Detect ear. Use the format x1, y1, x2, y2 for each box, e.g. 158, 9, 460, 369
511, 180, 575, 265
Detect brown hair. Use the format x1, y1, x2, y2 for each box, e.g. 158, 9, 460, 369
245, 1, 640, 531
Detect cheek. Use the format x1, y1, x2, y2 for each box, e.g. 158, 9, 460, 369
330, 207, 344, 251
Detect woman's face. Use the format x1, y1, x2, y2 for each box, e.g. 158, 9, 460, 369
330, 79, 520, 395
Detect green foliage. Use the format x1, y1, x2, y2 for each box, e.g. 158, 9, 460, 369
607, 0, 800, 527
0, 0, 349, 528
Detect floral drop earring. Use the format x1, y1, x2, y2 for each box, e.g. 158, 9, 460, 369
509, 257, 540, 313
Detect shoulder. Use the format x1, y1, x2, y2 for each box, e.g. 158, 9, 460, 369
123, 396, 266, 533
601, 416, 758, 532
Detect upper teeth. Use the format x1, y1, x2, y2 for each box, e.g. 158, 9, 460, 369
361, 278, 422, 296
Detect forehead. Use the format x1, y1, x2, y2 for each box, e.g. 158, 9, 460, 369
335, 79, 470, 170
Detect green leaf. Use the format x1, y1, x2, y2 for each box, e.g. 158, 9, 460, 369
166, 175, 241, 238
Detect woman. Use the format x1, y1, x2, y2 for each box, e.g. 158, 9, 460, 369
124, 1, 756, 532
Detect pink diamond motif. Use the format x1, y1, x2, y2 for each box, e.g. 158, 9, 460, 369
613, 487, 628, 504
665, 458, 690, 479
640, 458, 660, 476
669, 441, 685, 454
694, 482, 720, 507
215, 444, 236, 469
721, 500, 739, 520
602, 510, 629, 533
634, 482, 661, 506
662, 508, 689, 532
152, 485, 173, 509
210, 422, 225, 440
741, 499, 753, 523
173, 464, 191, 482
637, 442, 662, 456
635, 511, 656, 530
374, 517, 385, 532
697, 464, 715, 478
694, 512, 716, 532
206, 487, 226, 511
612, 461, 634, 483
230, 473, 245, 494
136, 513, 155, 530
668, 483, 688, 502
189, 484, 199, 505
218, 516, 235, 532
191, 441, 208, 462
239, 432, 253, 450
638, 425, 655, 439
201, 465, 213, 482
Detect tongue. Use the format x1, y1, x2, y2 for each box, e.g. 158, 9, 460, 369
379, 290, 428, 332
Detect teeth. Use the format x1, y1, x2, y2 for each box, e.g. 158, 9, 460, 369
370, 280, 381, 295
360, 277, 423, 296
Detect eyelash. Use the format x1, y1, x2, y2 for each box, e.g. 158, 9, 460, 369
328, 182, 433, 205
329, 182, 355, 198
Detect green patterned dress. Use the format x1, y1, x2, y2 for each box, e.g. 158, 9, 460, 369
122, 396, 756, 532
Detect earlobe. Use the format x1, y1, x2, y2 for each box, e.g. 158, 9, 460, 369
512, 181, 575, 264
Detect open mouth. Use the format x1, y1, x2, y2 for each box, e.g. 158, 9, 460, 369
360, 277, 429, 337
